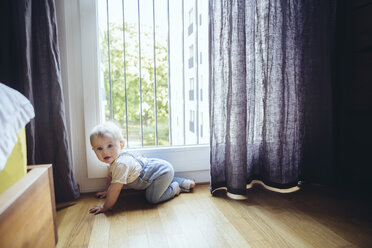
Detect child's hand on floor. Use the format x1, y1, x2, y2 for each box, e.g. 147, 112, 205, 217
95, 191, 107, 198
89, 204, 107, 215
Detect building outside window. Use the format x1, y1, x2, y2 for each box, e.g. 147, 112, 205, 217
189, 78, 194, 101
188, 8, 193, 35
189, 110, 195, 133
200, 76, 203, 102
200, 112, 203, 138
189, 45, 194, 69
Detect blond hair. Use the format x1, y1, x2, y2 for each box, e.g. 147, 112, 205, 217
90, 121, 124, 146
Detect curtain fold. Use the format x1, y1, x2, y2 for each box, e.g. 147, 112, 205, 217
0, 0, 80, 202
210, 0, 336, 194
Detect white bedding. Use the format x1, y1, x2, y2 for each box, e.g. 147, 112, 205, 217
0, 83, 35, 171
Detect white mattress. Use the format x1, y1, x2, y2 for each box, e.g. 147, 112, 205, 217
0, 83, 35, 171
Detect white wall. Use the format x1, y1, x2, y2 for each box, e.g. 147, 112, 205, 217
56, 0, 107, 193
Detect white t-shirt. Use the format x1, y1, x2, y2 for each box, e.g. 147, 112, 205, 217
109, 152, 142, 184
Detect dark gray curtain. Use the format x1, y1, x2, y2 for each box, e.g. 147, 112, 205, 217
209, 0, 336, 194
0, 0, 80, 202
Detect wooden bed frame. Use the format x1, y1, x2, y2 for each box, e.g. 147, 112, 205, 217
0, 164, 57, 247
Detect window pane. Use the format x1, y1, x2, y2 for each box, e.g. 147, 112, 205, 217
109, 0, 127, 135
184, 0, 197, 145
97, 0, 109, 122
98, 0, 209, 147
123, 0, 141, 147
139, 0, 156, 146
169, 0, 184, 146
197, 0, 209, 144
154, 0, 170, 146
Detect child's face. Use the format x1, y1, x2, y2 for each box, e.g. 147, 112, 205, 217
91, 135, 122, 164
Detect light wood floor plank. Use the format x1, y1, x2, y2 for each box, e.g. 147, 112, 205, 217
128, 234, 148, 248
165, 233, 189, 248
107, 212, 129, 248
171, 195, 210, 247
56, 184, 372, 248
143, 205, 169, 248
89, 213, 110, 248
56, 196, 96, 248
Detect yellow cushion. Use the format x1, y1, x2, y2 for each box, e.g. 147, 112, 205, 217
0, 128, 27, 194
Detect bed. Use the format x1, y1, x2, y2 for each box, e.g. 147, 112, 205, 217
0, 83, 57, 247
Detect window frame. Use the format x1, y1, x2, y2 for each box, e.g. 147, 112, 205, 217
79, 0, 210, 179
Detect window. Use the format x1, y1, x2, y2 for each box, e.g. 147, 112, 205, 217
188, 8, 193, 35
200, 76, 203, 102
189, 110, 195, 133
189, 8, 193, 25
80, 0, 210, 178
87, 0, 208, 147
189, 78, 194, 101
188, 45, 194, 69
200, 112, 203, 138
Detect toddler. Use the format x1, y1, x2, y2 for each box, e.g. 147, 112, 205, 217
89, 122, 195, 215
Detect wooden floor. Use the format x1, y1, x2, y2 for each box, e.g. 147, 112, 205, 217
56, 184, 372, 248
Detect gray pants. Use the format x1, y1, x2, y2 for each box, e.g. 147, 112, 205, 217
124, 156, 185, 204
